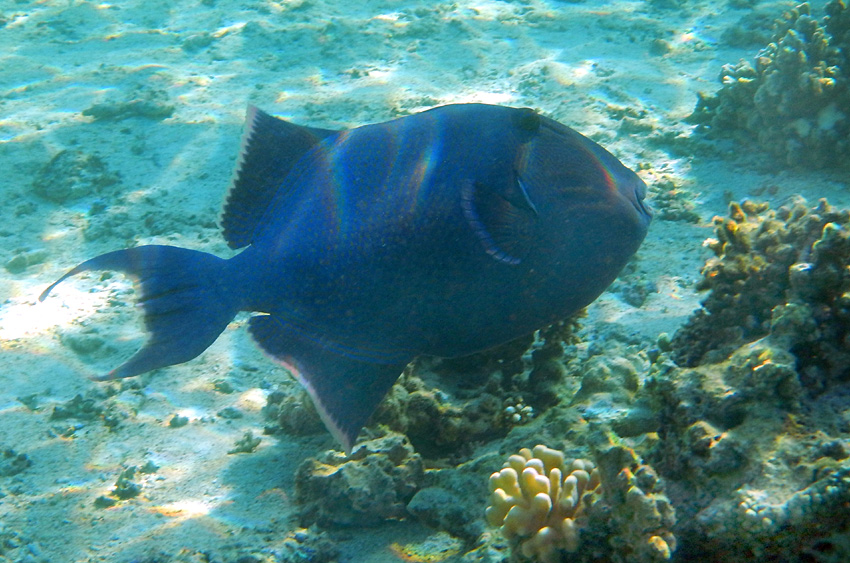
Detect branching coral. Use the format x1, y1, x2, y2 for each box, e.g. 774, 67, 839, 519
485, 445, 600, 562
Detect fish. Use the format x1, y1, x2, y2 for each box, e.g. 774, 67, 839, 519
40, 103, 652, 451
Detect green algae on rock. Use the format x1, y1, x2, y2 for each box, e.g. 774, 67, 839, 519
31, 150, 121, 203
690, 1, 850, 168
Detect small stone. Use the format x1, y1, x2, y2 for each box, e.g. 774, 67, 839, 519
0, 449, 32, 477
113, 466, 141, 500
213, 379, 235, 394
94, 495, 117, 508
649, 39, 671, 56
139, 460, 159, 474
168, 414, 189, 428
818, 440, 849, 461
217, 406, 243, 419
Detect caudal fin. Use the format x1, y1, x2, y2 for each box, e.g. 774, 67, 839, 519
40, 245, 239, 380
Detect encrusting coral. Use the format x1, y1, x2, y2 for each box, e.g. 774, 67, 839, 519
689, 1, 850, 168
485, 444, 600, 562
294, 431, 424, 527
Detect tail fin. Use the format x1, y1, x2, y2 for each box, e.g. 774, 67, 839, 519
40, 245, 239, 381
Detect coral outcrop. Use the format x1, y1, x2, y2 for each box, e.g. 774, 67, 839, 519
373, 317, 582, 459
486, 445, 601, 563
646, 199, 850, 560
31, 150, 120, 203
588, 440, 677, 563
294, 432, 424, 527
690, 1, 850, 168
484, 442, 676, 563
671, 197, 850, 378
646, 339, 850, 561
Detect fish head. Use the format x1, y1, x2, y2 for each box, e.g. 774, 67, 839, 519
513, 110, 652, 258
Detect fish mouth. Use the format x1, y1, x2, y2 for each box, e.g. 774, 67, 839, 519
631, 178, 653, 222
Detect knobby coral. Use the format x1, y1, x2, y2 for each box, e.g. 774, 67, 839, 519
671, 197, 850, 381
485, 445, 600, 562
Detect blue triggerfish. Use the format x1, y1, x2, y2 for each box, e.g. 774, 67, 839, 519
40, 104, 652, 451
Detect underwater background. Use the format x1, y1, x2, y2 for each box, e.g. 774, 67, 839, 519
1, 0, 849, 562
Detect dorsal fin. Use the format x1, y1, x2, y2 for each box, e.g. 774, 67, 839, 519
221, 106, 338, 249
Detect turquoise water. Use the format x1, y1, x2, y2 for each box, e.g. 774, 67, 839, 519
1, 1, 849, 562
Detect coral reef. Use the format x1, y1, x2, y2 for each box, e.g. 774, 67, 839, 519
294, 431, 424, 527
260, 317, 580, 460
264, 387, 344, 437
645, 175, 700, 224
406, 451, 503, 543
373, 318, 582, 459
484, 442, 676, 563
485, 445, 601, 563
645, 194, 850, 560
646, 337, 850, 561
671, 197, 850, 378
690, 1, 850, 168
563, 341, 659, 441
587, 440, 677, 563
373, 367, 506, 460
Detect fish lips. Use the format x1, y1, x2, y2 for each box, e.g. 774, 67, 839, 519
631, 176, 653, 226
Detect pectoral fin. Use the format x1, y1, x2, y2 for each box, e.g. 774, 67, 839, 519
460, 177, 537, 265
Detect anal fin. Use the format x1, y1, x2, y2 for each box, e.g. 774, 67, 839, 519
249, 315, 410, 452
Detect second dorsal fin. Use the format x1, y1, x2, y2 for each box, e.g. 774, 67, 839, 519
221, 106, 338, 249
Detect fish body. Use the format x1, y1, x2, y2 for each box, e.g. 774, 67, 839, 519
41, 104, 651, 450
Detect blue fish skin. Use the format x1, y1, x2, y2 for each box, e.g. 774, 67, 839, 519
40, 103, 651, 451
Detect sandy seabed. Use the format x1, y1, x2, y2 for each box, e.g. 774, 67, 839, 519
0, 0, 847, 561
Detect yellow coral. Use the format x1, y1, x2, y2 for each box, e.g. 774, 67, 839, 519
485, 445, 600, 563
